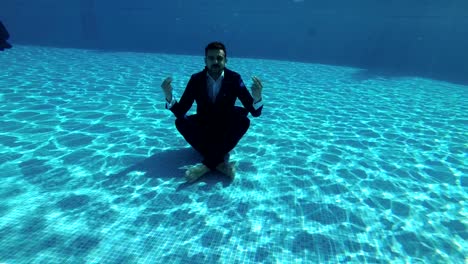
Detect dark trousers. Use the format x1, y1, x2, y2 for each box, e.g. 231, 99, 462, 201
175, 107, 250, 170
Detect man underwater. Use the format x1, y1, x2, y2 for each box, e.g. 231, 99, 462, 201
161, 41, 264, 182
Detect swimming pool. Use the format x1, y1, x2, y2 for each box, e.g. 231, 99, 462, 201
0, 46, 466, 263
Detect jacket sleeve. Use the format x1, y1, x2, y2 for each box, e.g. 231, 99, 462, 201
237, 76, 263, 117
168, 76, 196, 119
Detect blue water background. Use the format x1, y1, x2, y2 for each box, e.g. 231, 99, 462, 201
2, 0, 468, 84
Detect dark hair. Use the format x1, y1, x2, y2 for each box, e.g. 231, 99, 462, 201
205, 41, 227, 58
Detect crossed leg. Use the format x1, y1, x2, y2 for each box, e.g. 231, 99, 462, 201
175, 111, 250, 182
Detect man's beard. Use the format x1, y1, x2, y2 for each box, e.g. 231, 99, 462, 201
210, 65, 222, 71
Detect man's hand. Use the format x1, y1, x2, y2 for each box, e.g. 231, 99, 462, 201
251, 76, 263, 102
161, 77, 173, 102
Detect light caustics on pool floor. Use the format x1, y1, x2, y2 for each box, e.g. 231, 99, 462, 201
0, 46, 466, 263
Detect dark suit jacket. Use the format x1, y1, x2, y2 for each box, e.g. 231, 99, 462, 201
167, 67, 263, 124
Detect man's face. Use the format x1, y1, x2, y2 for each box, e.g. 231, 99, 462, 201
205, 49, 227, 73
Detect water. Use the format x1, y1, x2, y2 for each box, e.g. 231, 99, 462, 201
0, 45, 466, 263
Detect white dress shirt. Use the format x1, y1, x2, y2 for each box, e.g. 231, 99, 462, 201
207, 70, 225, 103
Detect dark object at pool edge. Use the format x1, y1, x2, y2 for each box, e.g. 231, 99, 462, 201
0, 21, 12, 51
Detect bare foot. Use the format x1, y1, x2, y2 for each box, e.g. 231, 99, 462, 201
185, 163, 210, 182
216, 161, 236, 180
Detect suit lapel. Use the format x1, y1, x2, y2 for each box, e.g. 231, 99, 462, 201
200, 68, 211, 103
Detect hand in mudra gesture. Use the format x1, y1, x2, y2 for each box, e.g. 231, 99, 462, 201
251, 76, 263, 101
161, 77, 173, 101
